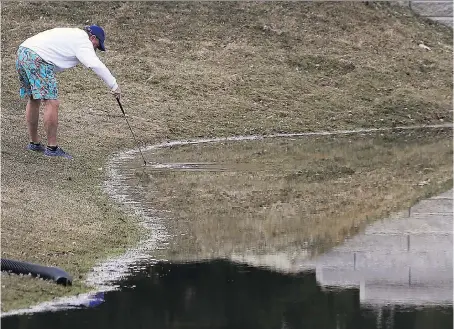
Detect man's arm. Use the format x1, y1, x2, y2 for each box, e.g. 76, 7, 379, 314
76, 46, 119, 91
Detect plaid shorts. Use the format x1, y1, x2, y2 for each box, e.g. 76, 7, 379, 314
16, 46, 58, 100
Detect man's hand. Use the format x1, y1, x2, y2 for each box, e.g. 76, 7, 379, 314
112, 85, 122, 100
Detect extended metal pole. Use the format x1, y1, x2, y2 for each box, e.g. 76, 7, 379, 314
116, 98, 147, 165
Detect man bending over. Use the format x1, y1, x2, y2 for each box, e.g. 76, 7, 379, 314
16, 25, 121, 159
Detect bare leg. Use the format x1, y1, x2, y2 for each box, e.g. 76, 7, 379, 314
43, 99, 60, 147
26, 97, 41, 143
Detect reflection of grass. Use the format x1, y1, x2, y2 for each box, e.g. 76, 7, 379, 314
141, 129, 453, 259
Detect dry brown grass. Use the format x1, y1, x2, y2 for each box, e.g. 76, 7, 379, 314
1, 1, 452, 311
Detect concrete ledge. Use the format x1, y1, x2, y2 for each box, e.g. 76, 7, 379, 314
410, 197, 453, 213
411, 1, 453, 17
361, 284, 453, 306
317, 249, 452, 269
427, 16, 454, 26
316, 266, 453, 287
396, 1, 454, 27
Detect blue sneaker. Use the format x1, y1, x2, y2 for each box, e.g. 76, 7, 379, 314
44, 146, 73, 159
27, 142, 46, 152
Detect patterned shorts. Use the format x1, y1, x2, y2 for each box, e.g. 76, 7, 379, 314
16, 46, 58, 100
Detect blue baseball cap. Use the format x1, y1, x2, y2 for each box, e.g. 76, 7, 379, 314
85, 25, 106, 51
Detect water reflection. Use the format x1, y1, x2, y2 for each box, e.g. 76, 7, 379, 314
2, 260, 452, 329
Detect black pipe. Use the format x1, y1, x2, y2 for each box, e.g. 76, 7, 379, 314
1, 258, 72, 286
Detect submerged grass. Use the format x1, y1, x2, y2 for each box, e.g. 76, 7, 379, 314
134, 128, 453, 259
1, 1, 452, 311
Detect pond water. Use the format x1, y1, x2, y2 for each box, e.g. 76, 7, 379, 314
2, 260, 453, 329
2, 127, 452, 328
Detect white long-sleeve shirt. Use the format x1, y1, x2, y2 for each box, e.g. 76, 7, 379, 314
21, 27, 118, 91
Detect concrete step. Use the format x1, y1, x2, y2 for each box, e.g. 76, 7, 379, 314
410, 198, 453, 214
315, 266, 453, 288
359, 283, 453, 306
411, 1, 453, 17
311, 249, 452, 269
365, 213, 453, 235
320, 233, 452, 254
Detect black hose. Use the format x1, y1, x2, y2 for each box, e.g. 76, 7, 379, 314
1, 258, 72, 286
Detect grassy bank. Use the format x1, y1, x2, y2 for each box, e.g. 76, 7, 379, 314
1, 1, 452, 312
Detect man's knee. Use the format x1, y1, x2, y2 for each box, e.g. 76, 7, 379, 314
43, 99, 60, 109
